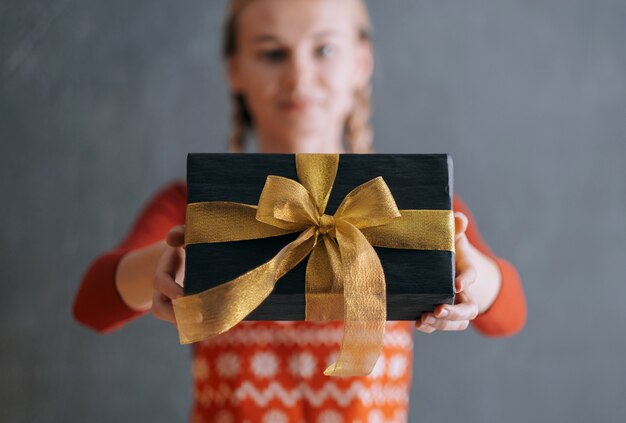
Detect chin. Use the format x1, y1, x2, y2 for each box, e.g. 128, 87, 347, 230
281, 130, 316, 142
292, 141, 328, 153
279, 120, 325, 137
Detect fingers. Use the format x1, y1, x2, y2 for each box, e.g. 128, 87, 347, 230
416, 317, 469, 332
166, 224, 185, 248
155, 245, 185, 288
415, 321, 438, 333
455, 258, 478, 293
415, 292, 478, 333
154, 265, 184, 300
152, 241, 185, 326
453, 211, 478, 293
454, 212, 468, 240
445, 292, 479, 320
454, 212, 472, 254
151, 290, 177, 325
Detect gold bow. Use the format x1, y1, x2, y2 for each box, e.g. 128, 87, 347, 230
172, 153, 455, 377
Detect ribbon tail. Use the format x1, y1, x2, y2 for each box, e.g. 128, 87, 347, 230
305, 234, 344, 321
324, 220, 386, 377
172, 227, 318, 344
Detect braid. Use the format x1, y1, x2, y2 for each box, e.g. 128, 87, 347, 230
228, 94, 249, 153
345, 84, 374, 153
224, 2, 253, 153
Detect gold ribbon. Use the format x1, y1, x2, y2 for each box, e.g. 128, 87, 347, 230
172, 153, 454, 377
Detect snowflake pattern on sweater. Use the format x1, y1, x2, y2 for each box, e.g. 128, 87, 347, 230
190, 320, 413, 423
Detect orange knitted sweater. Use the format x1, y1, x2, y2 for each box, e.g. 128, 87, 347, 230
73, 181, 526, 423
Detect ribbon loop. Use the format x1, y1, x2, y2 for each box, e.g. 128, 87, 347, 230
295, 154, 339, 214
256, 175, 318, 230
335, 176, 402, 229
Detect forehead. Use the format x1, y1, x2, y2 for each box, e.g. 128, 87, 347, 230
236, 0, 358, 44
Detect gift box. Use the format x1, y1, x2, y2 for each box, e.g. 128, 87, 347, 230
173, 153, 455, 376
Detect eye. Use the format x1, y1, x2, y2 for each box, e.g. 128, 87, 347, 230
258, 49, 288, 62
315, 44, 334, 58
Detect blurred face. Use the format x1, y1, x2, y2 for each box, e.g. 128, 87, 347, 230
227, 0, 372, 152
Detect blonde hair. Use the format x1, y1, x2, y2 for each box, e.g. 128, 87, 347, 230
223, 0, 374, 153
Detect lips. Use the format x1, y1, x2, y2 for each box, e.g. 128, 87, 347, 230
279, 98, 318, 112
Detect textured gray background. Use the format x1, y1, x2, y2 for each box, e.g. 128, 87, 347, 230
1, 0, 625, 422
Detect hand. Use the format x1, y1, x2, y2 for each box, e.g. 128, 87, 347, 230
415, 212, 479, 333
152, 224, 185, 326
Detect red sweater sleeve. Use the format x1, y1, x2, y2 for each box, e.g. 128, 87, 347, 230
72, 181, 188, 334
452, 194, 527, 337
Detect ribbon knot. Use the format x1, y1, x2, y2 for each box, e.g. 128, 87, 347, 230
318, 214, 335, 236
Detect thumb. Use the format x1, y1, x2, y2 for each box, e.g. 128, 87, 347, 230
454, 212, 468, 241
166, 224, 185, 248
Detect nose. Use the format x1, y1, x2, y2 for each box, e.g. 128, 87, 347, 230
282, 51, 314, 93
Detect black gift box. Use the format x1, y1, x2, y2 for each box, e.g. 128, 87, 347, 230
184, 153, 455, 320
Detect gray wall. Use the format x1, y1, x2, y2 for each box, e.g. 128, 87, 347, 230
1, 0, 625, 421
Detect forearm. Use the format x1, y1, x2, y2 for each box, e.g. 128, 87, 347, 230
465, 243, 502, 314
115, 240, 167, 312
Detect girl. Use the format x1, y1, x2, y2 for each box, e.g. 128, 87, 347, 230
73, 0, 527, 422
